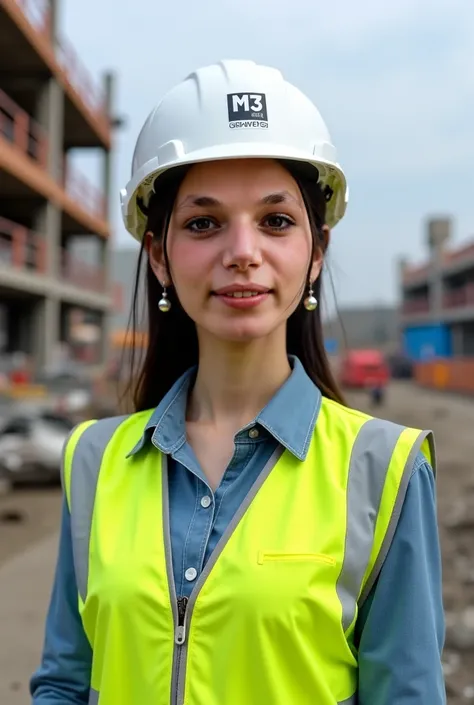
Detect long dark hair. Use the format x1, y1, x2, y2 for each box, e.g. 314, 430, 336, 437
124, 160, 345, 412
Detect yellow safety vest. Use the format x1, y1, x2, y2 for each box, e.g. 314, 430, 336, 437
62, 396, 435, 705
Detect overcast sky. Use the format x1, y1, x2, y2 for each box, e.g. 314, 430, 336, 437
61, 0, 474, 308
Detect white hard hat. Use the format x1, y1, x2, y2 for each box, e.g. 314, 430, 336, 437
121, 59, 348, 240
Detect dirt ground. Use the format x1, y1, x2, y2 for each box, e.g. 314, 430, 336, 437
0, 487, 62, 568
0, 380, 473, 703
349, 382, 474, 704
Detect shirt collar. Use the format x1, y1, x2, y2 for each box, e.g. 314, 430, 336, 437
127, 356, 321, 461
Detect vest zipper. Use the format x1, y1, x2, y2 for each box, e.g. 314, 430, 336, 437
172, 596, 189, 705
175, 596, 188, 645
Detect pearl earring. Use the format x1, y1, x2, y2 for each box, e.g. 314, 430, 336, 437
158, 284, 171, 313
304, 281, 318, 311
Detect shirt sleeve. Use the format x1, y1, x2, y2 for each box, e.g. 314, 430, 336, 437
30, 498, 92, 704
356, 452, 446, 704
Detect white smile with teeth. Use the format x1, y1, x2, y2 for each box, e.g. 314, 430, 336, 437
225, 291, 262, 298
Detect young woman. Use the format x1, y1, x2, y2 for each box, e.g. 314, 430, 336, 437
31, 59, 446, 705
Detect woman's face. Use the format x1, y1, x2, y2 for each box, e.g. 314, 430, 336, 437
149, 158, 324, 344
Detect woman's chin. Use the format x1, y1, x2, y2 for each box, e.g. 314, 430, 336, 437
199, 317, 282, 345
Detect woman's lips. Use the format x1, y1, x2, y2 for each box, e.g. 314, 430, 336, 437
213, 289, 271, 309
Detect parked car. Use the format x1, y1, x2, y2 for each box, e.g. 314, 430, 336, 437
339, 349, 390, 389
0, 407, 74, 485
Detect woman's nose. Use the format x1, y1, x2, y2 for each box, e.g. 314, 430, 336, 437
222, 222, 263, 270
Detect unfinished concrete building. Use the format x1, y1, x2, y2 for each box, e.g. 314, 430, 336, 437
400, 217, 474, 359
0, 0, 116, 370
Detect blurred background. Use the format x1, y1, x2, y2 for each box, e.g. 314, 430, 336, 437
0, 0, 473, 702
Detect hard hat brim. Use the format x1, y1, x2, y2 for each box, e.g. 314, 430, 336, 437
121, 141, 348, 241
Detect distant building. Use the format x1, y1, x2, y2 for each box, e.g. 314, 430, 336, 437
399, 217, 474, 360
323, 305, 400, 354
0, 0, 117, 370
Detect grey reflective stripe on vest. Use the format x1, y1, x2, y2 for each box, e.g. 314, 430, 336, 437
69, 415, 128, 602
336, 418, 403, 631
336, 418, 434, 631
358, 425, 434, 606
88, 688, 99, 705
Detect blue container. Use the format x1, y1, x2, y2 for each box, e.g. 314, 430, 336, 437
402, 323, 452, 362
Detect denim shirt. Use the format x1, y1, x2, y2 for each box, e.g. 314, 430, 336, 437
30, 357, 446, 704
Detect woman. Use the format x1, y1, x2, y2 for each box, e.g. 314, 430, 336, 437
31, 60, 446, 704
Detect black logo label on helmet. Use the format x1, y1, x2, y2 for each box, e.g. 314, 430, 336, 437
227, 93, 268, 129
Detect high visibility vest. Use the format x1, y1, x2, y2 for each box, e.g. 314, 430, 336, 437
62, 397, 435, 705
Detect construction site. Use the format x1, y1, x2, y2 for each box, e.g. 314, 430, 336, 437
400, 216, 474, 392
0, 0, 118, 378
0, 2, 474, 704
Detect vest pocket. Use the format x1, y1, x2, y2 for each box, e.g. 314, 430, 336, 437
257, 551, 336, 566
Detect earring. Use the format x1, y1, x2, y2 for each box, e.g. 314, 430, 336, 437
158, 284, 171, 313
304, 281, 318, 311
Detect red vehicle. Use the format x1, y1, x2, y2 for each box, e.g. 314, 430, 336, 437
339, 349, 390, 389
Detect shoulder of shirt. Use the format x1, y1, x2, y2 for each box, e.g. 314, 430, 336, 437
410, 450, 434, 478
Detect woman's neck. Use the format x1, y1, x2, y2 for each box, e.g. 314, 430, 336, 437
187, 331, 291, 429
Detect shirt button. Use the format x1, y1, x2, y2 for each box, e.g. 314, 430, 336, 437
201, 495, 212, 508
185, 567, 197, 582
248, 427, 259, 439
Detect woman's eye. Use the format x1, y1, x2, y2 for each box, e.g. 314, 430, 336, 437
186, 217, 217, 233
263, 214, 295, 231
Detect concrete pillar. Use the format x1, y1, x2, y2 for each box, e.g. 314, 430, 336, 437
33, 6, 63, 372
36, 77, 64, 181
397, 256, 408, 311
428, 262, 443, 318
34, 202, 62, 278
36, 0, 65, 180
426, 217, 451, 319
33, 296, 60, 370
